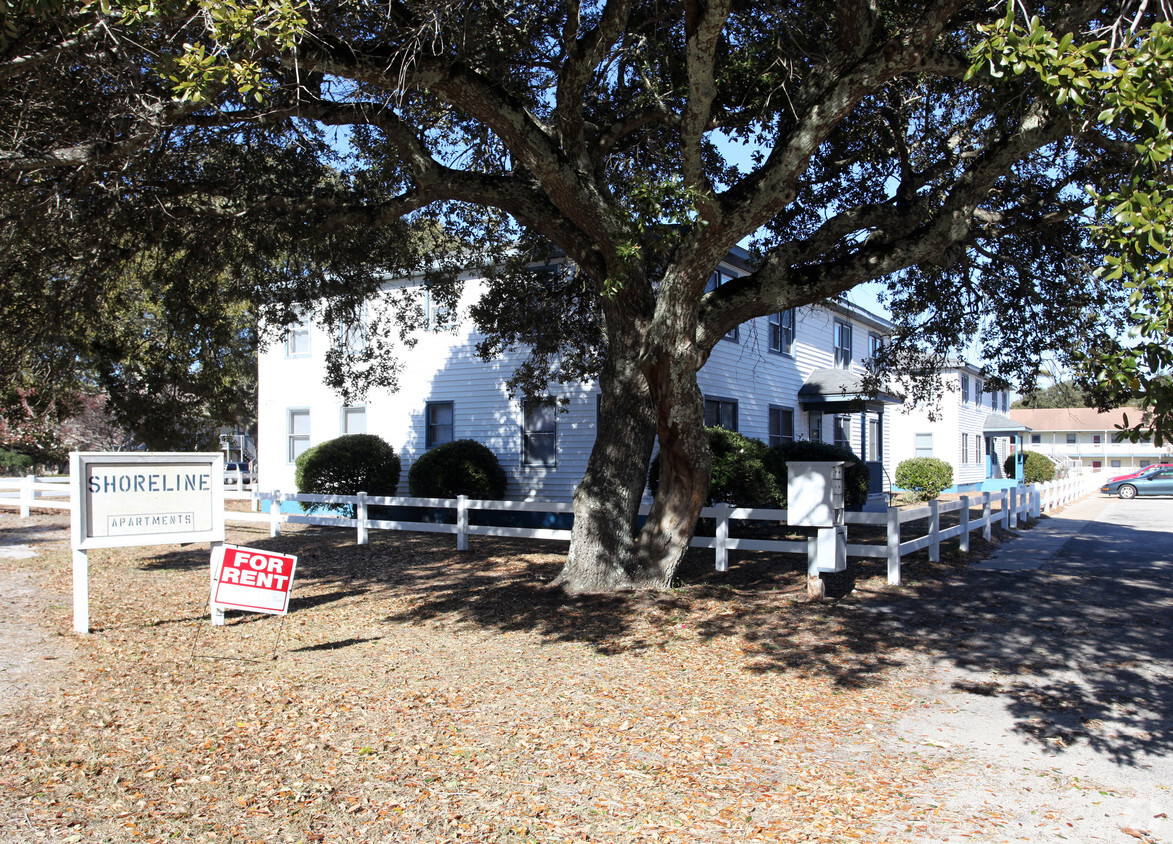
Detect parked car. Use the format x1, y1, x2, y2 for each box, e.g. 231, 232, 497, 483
1100, 467, 1173, 499
223, 462, 256, 487
1106, 463, 1173, 483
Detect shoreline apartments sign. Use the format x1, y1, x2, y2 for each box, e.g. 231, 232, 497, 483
70, 452, 226, 632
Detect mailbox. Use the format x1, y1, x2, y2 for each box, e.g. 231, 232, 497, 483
787, 461, 846, 527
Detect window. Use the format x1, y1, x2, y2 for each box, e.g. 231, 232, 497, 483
523, 398, 556, 466
426, 284, 455, 331
867, 418, 880, 461
286, 315, 311, 358
340, 307, 368, 355
768, 406, 794, 447
426, 401, 454, 449
833, 415, 851, 450
962, 433, 970, 463
1111, 460, 1122, 468
768, 309, 795, 356
1140, 459, 1152, 468
1093, 434, 1102, 445
341, 406, 366, 434
705, 270, 739, 342
868, 332, 883, 358
961, 375, 970, 404
808, 411, 823, 442
833, 320, 853, 369
1001, 391, 1008, 413
704, 397, 738, 431
288, 409, 310, 462
975, 433, 983, 464
975, 380, 983, 403
1066, 433, 1078, 445
1031, 433, 1042, 444
915, 433, 933, 458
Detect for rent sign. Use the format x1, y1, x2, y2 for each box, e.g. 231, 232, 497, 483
212, 544, 298, 615
71, 452, 225, 549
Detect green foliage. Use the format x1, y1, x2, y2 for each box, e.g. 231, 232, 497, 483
1003, 451, 1056, 485
648, 428, 779, 507
294, 434, 401, 512
1012, 380, 1091, 409
764, 441, 871, 511
894, 458, 954, 502
0, 450, 34, 475
407, 439, 508, 500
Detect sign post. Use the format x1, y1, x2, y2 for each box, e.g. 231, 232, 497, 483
70, 452, 225, 634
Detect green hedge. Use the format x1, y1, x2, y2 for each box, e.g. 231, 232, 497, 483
648, 427, 780, 507
1003, 450, 1056, 484
894, 457, 954, 501
0, 450, 34, 476
408, 439, 508, 499
294, 434, 401, 512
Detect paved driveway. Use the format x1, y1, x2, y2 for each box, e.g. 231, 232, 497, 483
863, 495, 1173, 842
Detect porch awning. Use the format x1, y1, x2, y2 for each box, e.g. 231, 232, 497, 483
983, 412, 1030, 434
797, 368, 904, 407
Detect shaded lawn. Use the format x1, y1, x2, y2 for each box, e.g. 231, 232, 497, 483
0, 512, 1012, 843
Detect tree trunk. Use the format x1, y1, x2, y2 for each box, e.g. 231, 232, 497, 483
556, 346, 657, 592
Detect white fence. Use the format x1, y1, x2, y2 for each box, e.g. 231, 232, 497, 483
1, 472, 1104, 586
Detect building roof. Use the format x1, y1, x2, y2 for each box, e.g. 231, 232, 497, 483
1008, 407, 1147, 432
797, 368, 904, 406
982, 412, 1030, 434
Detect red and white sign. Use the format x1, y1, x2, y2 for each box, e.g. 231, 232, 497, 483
212, 544, 298, 616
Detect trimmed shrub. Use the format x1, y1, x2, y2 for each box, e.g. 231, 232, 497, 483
408, 439, 508, 499
894, 457, 954, 501
648, 427, 780, 507
764, 440, 871, 510
1003, 450, 1056, 484
294, 434, 401, 512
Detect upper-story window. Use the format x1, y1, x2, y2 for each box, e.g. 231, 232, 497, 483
768, 309, 795, 356
286, 314, 311, 358
833, 319, 853, 369
704, 396, 738, 431
341, 406, 366, 434
288, 409, 310, 462
426, 401, 454, 449
975, 380, 984, 404
868, 331, 883, 358
426, 285, 454, 331
961, 375, 970, 404
705, 270, 739, 342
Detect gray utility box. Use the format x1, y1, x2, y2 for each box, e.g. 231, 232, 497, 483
787, 461, 846, 527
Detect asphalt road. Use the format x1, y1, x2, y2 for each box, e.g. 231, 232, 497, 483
868, 494, 1173, 842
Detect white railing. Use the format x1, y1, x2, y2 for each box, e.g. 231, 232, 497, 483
0, 475, 71, 517
2, 473, 1106, 586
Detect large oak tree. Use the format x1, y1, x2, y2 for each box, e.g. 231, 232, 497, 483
3, 0, 1171, 589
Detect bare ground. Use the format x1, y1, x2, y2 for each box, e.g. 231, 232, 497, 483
0, 505, 1163, 843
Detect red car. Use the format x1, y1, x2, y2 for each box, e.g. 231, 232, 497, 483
1107, 463, 1173, 483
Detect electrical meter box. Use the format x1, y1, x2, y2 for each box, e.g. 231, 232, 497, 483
787, 461, 846, 527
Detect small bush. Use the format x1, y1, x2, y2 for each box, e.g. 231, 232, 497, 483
295, 434, 401, 512
764, 441, 871, 510
408, 439, 509, 499
0, 450, 34, 476
648, 427, 780, 507
895, 457, 954, 501
1003, 450, 1056, 484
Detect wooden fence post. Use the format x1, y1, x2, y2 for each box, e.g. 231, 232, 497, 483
929, 499, 940, 562
715, 503, 730, 572
1001, 490, 1011, 531
959, 495, 970, 554
982, 492, 992, 541
20, 473, 34, 518
886, 506, 901, 586
270, 490, 282, 538
457, 495, 469, 552
357, 491, 368, 545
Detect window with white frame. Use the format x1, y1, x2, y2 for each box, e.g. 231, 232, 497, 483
833, 415, 851, 450
426, 284, 455, 331
341, 406, 366, 434
961, 375, 970, 404
1031, 433, 1042, 444
808, 411, 823, 442
340, 311, 368, 355
768, 406, 794, 447
768, 309, 795, 356
1111, 459, 1122, 468
286, 315, 311, 358
962, 433, 970, 463
704, 396, 738, 430
1066, 433, 1078, 445
975, 434, 983, 464
426, 401, 454, 449
868, 332, 883, 358
975, 380, 984, 404
833, 319, 852, 369
867, 418, 880, 461
914, 432, 933, 458
705, 270, 739, 342
288, 409, 310, 462
523, 398, 556, 466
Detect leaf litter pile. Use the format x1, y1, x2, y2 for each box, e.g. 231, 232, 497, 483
1, 512, 1005, 842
